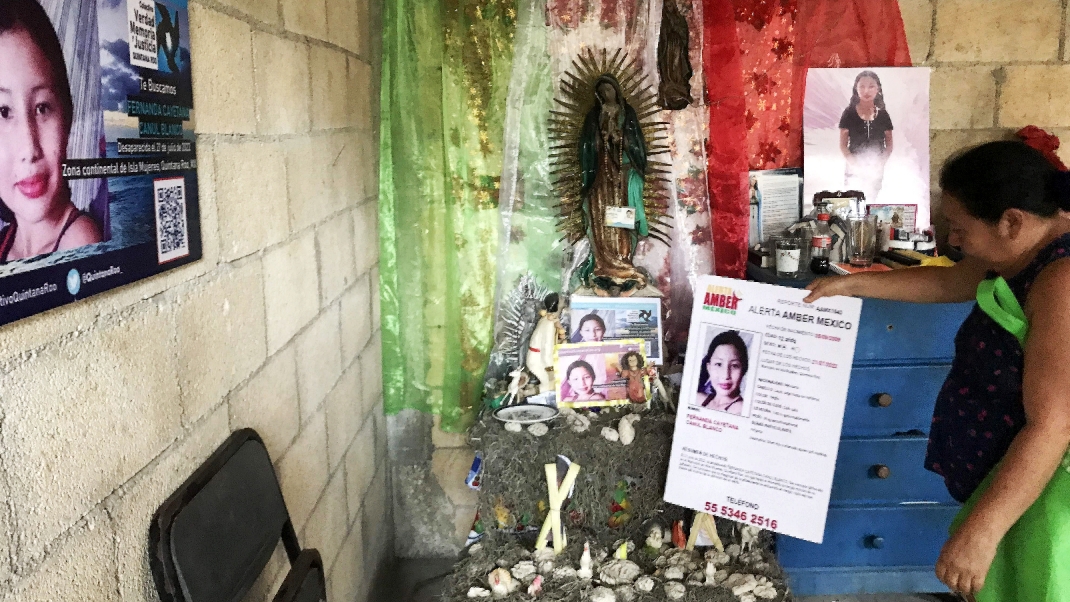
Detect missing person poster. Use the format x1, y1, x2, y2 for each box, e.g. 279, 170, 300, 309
0, 0, 199, 326
568, 296, 664, 364
664, 276, 862, 543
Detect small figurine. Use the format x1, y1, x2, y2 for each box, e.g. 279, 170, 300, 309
671, 520, 687, 549
578, 541, 594, 579
739, 523, 760, 552
525, 293, 561, 394
487, 568, 516, 597
503, 367, 528, 406
618, 351, 649, 404
608, 480, 632, 528
644, 524, 665, 557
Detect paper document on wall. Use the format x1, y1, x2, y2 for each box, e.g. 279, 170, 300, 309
663, 276, 862, 543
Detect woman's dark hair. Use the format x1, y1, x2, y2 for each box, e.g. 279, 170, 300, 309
698, 330, 749, 393
849, 70, 887, 111
620, 351, 644, 371
571, 313, 607, 342
565, 360, 596, 388
939, 141, 1070, 223
0, 0, 73, 224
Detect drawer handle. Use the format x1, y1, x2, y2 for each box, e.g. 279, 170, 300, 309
871, 464, 891, 479
864, 535, 885, 549
873, 393, 893, 408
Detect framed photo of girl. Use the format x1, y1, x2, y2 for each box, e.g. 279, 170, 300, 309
802, 67, 931, 229
554, 339, 646, 408
568, 296, 664, 364
0, 0, 200, 327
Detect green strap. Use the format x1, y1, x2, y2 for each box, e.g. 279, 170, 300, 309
976, 277, 1029, 347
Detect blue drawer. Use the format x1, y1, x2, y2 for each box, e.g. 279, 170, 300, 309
778, 505, 959, 569
842, 365, 951, 436
853, 300, 973, 365
830, 438, 955, 504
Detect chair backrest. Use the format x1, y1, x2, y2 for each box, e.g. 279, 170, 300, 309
273, 549, 327, 602
150, 429, 302, 602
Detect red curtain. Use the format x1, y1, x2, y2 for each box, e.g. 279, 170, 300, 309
704, 0, 912, 278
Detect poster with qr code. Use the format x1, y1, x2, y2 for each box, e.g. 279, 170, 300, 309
0, 0, 201, 326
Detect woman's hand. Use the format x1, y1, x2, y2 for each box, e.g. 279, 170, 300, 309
935, 519, 1000, 597
803, 276, 855, 303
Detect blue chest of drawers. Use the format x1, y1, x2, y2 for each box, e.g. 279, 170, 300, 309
747, 265, 974, 595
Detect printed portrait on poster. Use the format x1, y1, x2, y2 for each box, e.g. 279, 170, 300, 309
0, 0, 200, 326
689, 325, 760, 418
568, 296, 664, 364
554, 340, 645, 408
803, 67, 930, 228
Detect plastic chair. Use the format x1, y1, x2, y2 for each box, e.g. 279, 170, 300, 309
272, 549, 327, 602
149, 428, 313, 602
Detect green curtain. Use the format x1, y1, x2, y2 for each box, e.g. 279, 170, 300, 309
379, 0, 518, 431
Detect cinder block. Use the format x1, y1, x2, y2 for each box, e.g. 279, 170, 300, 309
176, 262, 267, 424
189, 6, 256, 134
930, 129, 1012, 188
317, 212, 357, 306
348, 56, 374, 131
229, 346, 302, 461
933, 0, 1060, 63
339, 274, 372, 367
5, 511, 119, 602
327, 521, 364, 602
214, 139, 290, 260
213, 0, 280, 26
1000, 66, 1070, 128
0, 309, 182, 566
327, 0, 360, 53
344, 417, 376, 524
295, 305, 343, 420
352, 201, 379, 277
277, 410, 330, 531
263, 231, 320, 354
326, 364, 364, 470
356, 129, 380, 200
432, 448, 478, 507
191, 140, 221, 270
361, 463, 392, 586
931, 67, 996, 130
301, 470, 349, 569
282, 0, 328, 40
898, 0, 932, 62
370, 266, 380, 330
105, 407, 229, 602
311, 47, 349, 131
360, 332, 383, 415
253, 33, 310, 135
286, 134, 344, 232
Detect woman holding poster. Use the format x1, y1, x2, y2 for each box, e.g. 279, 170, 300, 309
0, 0, 102, 263
806, 141, 1070, 601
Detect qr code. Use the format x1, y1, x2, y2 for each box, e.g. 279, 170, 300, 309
154, 176, 189, 263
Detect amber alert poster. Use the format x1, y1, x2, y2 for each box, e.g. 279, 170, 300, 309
0, 0, 200, 326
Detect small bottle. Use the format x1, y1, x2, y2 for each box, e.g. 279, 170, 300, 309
810, 212, 832, 275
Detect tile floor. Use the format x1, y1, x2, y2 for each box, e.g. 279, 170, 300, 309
378, 557, 956, 602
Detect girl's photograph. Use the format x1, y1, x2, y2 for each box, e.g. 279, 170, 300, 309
554, 340, 641, 407
691, 326, 759, 417
0, 0, 107, 266
570, 311, 610, 343
802, 67, 930, 227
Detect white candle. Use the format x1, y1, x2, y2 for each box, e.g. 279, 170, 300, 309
776, 248, 800, 273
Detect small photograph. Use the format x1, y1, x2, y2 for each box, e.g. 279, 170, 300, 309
569, 296, 664, 364
868, 203, 917, 249
554, 340, 644, 408
689, 326, 761, 417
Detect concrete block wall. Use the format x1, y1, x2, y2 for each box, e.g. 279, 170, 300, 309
0, 0, 386, 600
389, 0, 1070, 559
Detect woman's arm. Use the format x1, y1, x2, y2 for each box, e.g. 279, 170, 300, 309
803, 255, 989, 304
839, 129, 850, 158
934, 260, 1070, 595
883, 130, 894, 156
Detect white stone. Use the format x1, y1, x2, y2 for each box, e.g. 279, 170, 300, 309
504, 422, 523, 433
664, 566, 685, 581
467, 587, 491, 598
590, 586, 617, 602
740, 595, 757, 602
552, 566, 577, 581
714, 569, 728, 584
566, 411, 591, 432
635, 576, 655, 592
618, 417, 635, 445
598, 559, 643, 585
623, 413, 641, 424
664, 581, 686, 600
731, 574, 759, 597
725, 543, 742, 557
615, 585, 637, 602
534, 547, 555, 563
724, 573, 749, 588
687, 570, 705, 585
538, 561, 554, 575
705, 550, 731, 566
528, 422, 549, 437
469, 543, 483, 555
601, 427, 620, 442
739, 524, 761, 551
754, 583, 778, 599
511, 560, 537, 583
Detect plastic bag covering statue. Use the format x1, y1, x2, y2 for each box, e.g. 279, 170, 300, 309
657, 0, 693, 110
551, 49, 671, 297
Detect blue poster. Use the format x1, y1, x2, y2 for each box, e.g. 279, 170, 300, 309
0, 0, 200, 326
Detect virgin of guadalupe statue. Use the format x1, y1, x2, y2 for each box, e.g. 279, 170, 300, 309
550, 49, 671, 297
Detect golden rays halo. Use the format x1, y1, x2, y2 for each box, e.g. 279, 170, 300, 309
548, 47, 673, 247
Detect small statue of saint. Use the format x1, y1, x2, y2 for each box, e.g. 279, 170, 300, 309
525, 293, 562, 393
618, 351, 649, 404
